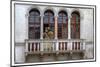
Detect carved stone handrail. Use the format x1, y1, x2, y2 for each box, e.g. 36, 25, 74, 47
25, 39, 86, 56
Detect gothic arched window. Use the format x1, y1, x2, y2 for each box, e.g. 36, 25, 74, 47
43, 10, 55, 39
71, 11, 80, 39
28, 8, 40, 39
58, 11, 68, 39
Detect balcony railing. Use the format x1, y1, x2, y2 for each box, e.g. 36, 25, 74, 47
25, 39, 86, 56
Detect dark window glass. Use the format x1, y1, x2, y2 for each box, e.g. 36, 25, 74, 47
43, 10, 54, 39
71, 11, 80, 39
29, 9, 40, 39
58, 11, 68, 39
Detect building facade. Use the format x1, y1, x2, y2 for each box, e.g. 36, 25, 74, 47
12, 1, 95, 64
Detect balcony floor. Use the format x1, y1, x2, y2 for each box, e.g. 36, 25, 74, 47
25, 52, 84, 63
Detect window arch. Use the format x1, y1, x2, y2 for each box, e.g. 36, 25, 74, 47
28, 8, 40, 39
58, 10, 68, 39
71, 11, 80, 39
43, 10, 55, 39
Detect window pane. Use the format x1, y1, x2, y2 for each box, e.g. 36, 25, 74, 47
71, 12, 80, 39
58, 11, 68, 39
43, 10, 54, 39
29, 9, 40, 39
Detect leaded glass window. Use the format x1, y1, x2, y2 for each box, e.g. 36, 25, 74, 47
71, 11, 80, 39
29, 9, 40, 39
58, 11, 68, 39
43, 10, 54, 39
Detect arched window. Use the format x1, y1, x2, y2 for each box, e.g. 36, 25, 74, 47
71, 11, 80, 39
43, 10, 54, 39
28, 8, 40, 39
58, 11, 68, 39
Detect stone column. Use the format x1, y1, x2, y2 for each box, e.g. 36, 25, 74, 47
68, 15, 71, 39
55, 16, 58, 39
40, 15, 44, 52
67, 12, 72, 52
54, 16, 59, 52
40, 15, 43, 39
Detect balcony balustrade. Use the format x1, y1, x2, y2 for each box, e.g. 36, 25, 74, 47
25, 39, 86, 56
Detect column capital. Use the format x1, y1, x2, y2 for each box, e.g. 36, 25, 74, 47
40, 14, 44, 17
25, 13, 29, 18
55, 16, 58, 19
68, 15, 72, 19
